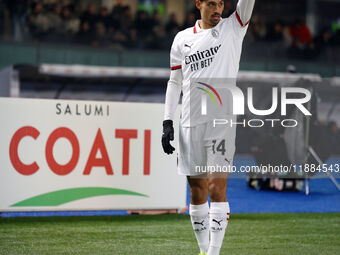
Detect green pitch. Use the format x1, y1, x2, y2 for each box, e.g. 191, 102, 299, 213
1, 213, 339, 255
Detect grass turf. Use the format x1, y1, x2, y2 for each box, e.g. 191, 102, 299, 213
0, 213, 339, 255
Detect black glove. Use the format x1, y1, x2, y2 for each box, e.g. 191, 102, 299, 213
162, 120, 175, 154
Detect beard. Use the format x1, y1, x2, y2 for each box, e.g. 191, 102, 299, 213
210, 13, 221, 26
210, 17, 221, 26
210, 18, 220, 26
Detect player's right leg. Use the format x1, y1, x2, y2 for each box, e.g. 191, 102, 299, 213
187, 176, 209, 255
178, 123, 210, 254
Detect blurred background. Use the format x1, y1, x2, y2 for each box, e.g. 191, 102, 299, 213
0, 0, 340, 216
0, 0, 339, 75
0, 0, 339, 158
1, 0, 340, 156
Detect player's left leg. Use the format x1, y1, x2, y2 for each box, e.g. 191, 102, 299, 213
205, 119, 236, 255
207, 176, 230, 255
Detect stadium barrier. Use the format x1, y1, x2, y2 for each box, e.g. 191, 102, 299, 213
0, 97, 186, 212
38, 63, 322, 82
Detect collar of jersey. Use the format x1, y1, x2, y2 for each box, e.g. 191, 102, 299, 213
194, 18, 222, 34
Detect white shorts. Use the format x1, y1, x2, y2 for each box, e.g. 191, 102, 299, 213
177, 120, 236, 176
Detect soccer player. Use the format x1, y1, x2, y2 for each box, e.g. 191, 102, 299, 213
162, 0, 255, 255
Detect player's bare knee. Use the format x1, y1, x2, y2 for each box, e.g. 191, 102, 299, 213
208, 182, 227, 202
188, 179, 208, 204
190, 185, 208, 204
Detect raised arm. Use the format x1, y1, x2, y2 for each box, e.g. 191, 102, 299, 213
236, 0, 255, 27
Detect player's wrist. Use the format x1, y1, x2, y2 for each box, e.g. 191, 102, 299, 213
163, 119, 173, 127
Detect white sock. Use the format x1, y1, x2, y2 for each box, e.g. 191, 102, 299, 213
208, 202, 230, 255
189, 202, 210, 254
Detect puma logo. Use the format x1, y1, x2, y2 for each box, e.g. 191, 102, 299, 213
194, 220, 204, 226
184, 43, 193, 49
212, 219, 223, 226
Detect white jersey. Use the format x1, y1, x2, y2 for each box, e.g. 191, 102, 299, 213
170, 12, 249, 127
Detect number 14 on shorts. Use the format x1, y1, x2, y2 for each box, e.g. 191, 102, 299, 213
212, 139, 226, 155
211, 139, 232, 170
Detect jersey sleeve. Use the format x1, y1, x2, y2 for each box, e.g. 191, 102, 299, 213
231, 0, 255, 38
170, 33, 183, 71
164, 32, 183, 120
163, 70, 183, 120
